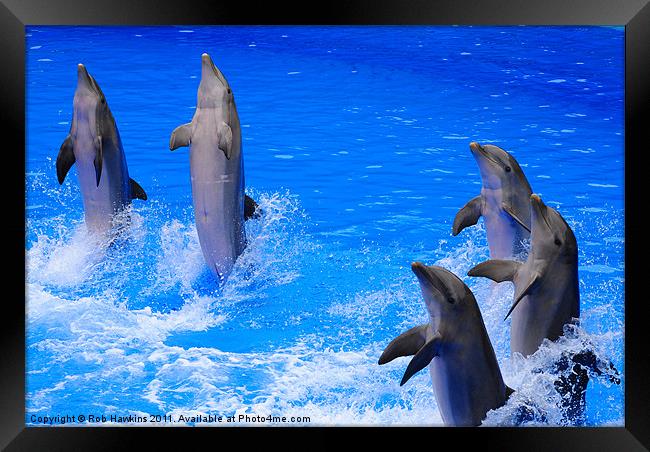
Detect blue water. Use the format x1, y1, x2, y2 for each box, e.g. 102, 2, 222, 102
25, 26, 624, 426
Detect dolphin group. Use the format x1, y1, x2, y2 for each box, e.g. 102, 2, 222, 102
379, 141, 619, 426
380, 263, 512, 426
56, 55, 257, 283
170, 53, 258, 282
50, 56, 616, 427
56, 64, 147, 235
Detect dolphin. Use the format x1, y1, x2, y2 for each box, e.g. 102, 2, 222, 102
56, 64, 147, 235
169, 53, 258, 282
379, 263, 512, 426
467, 194, 579, 357
452, 142, 532, 259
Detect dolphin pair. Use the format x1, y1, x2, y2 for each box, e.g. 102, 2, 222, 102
453, 142, 580, 356
57, 55, 256, 283
451, 142, 608, 423
56, 64, 147, 235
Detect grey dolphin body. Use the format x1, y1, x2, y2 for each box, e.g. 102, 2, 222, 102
379, 263, 511, 426
468, 194, 580, 357
56, 64, 147, 235
453, 142, 532, 259
170, 53, 257, 282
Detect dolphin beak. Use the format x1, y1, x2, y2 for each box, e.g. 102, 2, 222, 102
411, 262, 457, 307
530, 194, 542, 205
530, 194, 552, 232
469, 141, 499, 165
76, 63, 97, 93
469, 142, 484, 154
411, 262, 444, 292
201, 53, 229, 88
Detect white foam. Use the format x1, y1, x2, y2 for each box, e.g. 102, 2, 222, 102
25, 192, 623, 426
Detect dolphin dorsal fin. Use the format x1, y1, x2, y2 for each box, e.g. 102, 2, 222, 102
245, 195, 260, 220
468, 259, 521, 283
453, 196, 482, 236
56, 135, 75, 184
502, 202, 531, 233
170, 123, 192, 151
378, 324, 430, 365
400, 332, 443, 386
129, 178, 147, 201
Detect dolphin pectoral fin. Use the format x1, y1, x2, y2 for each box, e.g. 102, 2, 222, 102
505, 385, 515, 400
129, 178, 147, 201
218, 121, 233, 159
468, 259, 521, 283
93, 136, 103, 186
502, 203, 531, 233
245, 195, 260, 220
56, 135, 75, 184
169, 123, 192, 151
505, 272, 541, 320
378, 324, 430, 365
452, 196, 482, 236
400, 332, 442, 386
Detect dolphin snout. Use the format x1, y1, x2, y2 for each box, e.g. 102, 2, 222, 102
411, 261, 426, 272
200, 53, 228, 88
530, 194, 552, 231
411, 262, 442, 288
411, 261, 430, 283
76, 64, 94, 90
469, 142, 484, 153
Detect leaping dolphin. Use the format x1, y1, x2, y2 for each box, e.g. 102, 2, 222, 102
467, 194, 579, 357
56, 64, 147, 235
169, 53, 258, 282
379, 263, 512, 426
453, 142, 532, 259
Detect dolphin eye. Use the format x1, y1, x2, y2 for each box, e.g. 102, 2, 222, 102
554, 238, 562, 246
227, 88, 232, 94
505, 166, 512, 172
447, 297, 455, 304
101, 98, 105, 104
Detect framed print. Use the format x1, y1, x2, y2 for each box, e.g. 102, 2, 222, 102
3, 0, 649, 449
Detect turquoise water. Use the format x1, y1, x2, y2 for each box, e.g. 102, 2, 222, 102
25, 26, 624, 426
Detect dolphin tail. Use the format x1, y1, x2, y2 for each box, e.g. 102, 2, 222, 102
170, 123, 192, 150
56, 135, 75, 184
452, 196, 482, 236
245, 195, 261, 220
129, 178, 147, 201
468, 259, 521, 283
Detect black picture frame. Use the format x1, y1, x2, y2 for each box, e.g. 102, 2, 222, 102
4, 0, 648, 449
